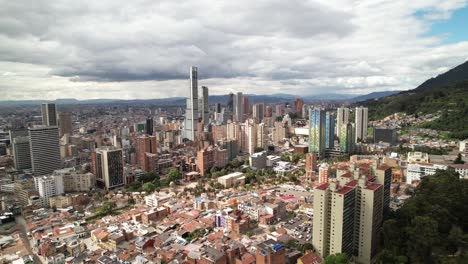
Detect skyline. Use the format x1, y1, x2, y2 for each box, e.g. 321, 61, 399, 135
1, 0, 468, 100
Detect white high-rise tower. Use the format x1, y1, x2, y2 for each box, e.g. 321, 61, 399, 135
184, 66, 199, 141
355, 106, 368, 143
336, 107, 349, 137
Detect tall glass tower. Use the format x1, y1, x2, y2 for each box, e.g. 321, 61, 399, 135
309, 109, 326, 157
184, 66, 199, 141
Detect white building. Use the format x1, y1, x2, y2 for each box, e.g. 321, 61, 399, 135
266, 155, 281, 167
53, 168, 95, 192
407, 152, 429, 163
145, 193, 171, 208
34, 174, 64, 206
459, 140, 468, 157
406, 163, 448, 184
355, 106, 368, 143
449, 164, 468, 178
218, 172, 245, 188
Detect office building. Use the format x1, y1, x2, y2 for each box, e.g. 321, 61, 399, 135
9, 128, 28, 142
29, 126, 61, 175
373, 128, 396, 145
227, 92, 234, 112
275, 105, 284, 117
355, 106, 368, 143
136, 135, 157, 172
58, 112, 72, 136
265, 105, 273, 118
12, 136, 31, 170
92, 147, 124, 190
253, 103, 265, 123
184, 66, 199, 141
41, 103, 58, 126
200, 86, 209, 123
309, 109, 326, 157
234, 92, 243, 122
325, 112, 335, 149
250, 151, 267, 170
242, 96, 250, 118
336, 107, 349, 138
146, 118, 154, 135
293, 98, 304, 116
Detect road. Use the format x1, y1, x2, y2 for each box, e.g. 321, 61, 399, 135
15, 215, 43, 264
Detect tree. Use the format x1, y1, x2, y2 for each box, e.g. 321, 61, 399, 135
246, 231, 253, 238
325, 253, 349, 264
127, 197, 136, 205
166, 168, 182, 184
142, 182, 156, 193
254, 147, 264, 152
454, 153, 465, 164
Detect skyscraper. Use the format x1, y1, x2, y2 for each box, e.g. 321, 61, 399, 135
309, 109, 326, 157
136, 135, 157, 172
12, 136, 31, 170
184, 66, 199, 141
41, 103, 58, 126
252, 103, 265, 123
146, 118, 154, 135
256, 123, 268, 150
340, 123, 355, 153
227, 92, 234, 112
242, 96, 250, 119
265, 105, 273, 118
325, 112, 335, 149
234, 92, 243, 122
355, 106, 368, 143
293, 98, 304, 116
201, 86, 209, 123
92, 147, 124, 190
336, 107, 349, 137
29, 126, 61, 175
58, 112, 72, 136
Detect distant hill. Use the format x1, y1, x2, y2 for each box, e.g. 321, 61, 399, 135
362, 60, 468, 139
352, 91, 400, 102
0, 93, 361, 107
414, 60, 468, 92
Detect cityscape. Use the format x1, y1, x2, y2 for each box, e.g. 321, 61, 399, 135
1, 2, 468, 264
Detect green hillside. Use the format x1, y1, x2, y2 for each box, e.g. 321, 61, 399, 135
378, 169, 468, 263
364, 60, 468, 139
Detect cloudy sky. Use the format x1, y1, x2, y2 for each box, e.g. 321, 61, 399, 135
1, 0, 468, 100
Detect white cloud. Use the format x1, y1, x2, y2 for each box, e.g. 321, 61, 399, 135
0, 0, 467, 100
